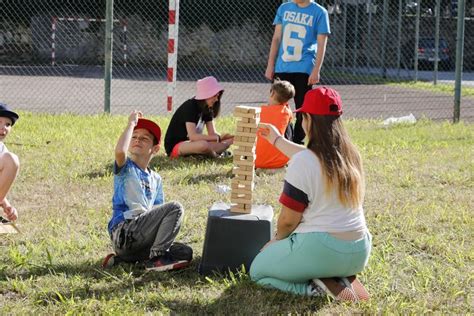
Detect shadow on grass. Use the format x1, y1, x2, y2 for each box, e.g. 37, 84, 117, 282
81, 155, 233, 180
2, 257, 330, 312
160, 278, 331, 313
5, 258, 205, 304
150, 154, 233, 171
82, 162, 114, 179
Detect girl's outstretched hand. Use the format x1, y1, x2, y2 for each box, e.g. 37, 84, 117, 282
221, 133, 234, 141
3, 205, 17, 222
258, 123, 281, 145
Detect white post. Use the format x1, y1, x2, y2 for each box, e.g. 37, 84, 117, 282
167, 0, 180, 112
51, 17, 56, 66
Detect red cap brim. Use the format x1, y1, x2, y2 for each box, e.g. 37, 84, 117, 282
135, 119, 161, 144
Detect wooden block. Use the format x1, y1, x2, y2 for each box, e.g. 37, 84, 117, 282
234, 107, 250, 114
239, 146, 255, 153
231, 192, 253, 199
233, 174, 246, 181
231, 188, 253, 195
231, 179, 253, 187
233, 164, 247, 171
244, 165, 254, 171
238, 117, 258, 124
231, 181, 253, 189
235, 144, 256, 151
231, 181, 254, 190
232, 168, 254, 176
237, 126, 244, 132
234, 139, 256, 145
235, 131, 257, 138
234, 173, 254, 182
238, 122, 259, 128
246, 175, 255, 182
0, 223, 19, 234
234, 141, 256, 148
234, 112, 260, 119
233, 150, 255, 157
231, 187, 254, 194
233, 159, 254, 167
230, 205, 250, 214
231, 198, 253, 205
234, 106, 260, 114
233, 164, 249, 170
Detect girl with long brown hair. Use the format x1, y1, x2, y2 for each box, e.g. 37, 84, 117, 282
250, 87, 371, 301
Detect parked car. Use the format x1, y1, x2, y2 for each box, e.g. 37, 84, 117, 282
403, 37, 452, 70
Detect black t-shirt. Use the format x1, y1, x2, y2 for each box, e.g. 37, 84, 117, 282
164, 98, 213, 156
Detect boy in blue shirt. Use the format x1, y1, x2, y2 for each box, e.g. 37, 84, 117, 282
265, 0, 330, 144
103, 111, 189, 271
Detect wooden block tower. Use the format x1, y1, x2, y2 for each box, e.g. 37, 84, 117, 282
231, 106, 261, 213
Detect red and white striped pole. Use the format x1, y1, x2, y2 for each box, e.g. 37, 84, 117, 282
51, 17, 57, 66
167, 0, 180, 112
122, 20, 128, 67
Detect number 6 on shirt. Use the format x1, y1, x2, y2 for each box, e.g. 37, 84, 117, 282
281, 23, 306, 62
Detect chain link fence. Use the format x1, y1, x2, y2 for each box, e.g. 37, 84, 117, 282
1, 0, 473, 120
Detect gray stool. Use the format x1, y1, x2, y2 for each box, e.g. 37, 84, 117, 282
199, 204, 273, 275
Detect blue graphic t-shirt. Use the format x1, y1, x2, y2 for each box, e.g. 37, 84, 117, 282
108, 158, 164, 233
274, 1, 330, 75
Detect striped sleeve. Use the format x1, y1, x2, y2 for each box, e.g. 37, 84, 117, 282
279, 180, 309, 213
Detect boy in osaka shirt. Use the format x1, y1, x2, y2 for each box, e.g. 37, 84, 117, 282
265, 0, 330, 144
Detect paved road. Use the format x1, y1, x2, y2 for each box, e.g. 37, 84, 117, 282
1, 74, 473, 121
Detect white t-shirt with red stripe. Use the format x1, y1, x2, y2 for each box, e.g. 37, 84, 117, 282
279, 149, 367, 234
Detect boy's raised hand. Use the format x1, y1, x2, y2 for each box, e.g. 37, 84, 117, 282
129, 110, 143, 126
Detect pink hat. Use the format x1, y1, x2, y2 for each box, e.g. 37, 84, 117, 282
295, 87, 343, 116
195, 76, 224, 100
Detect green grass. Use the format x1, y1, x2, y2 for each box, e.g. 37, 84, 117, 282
391, 81, 474, 97
1, 113, 473, 314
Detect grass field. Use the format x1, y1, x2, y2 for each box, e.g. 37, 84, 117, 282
0, 113, 472, 314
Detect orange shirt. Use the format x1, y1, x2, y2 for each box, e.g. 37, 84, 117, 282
255, 103, 293, 169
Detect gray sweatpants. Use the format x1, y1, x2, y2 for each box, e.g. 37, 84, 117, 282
110, 201, 184, 262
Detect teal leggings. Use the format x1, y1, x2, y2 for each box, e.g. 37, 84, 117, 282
249, 231, 372, 296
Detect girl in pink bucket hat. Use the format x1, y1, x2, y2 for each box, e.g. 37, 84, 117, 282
164, 76, 234, 158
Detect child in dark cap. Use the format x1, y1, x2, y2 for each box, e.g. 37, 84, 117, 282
0, 103, 20, 222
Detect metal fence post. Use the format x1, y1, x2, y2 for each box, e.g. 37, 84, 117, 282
352, 1, 359, 74
381, 0, 388, 78
342, 0, 348, 68
454, 0, 466, 123
414, 0, 421, 82
396, 0, 402, 78
434, 0, 441, 84
104, 0, 114, 114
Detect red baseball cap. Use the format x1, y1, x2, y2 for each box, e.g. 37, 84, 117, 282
134, 118, 161, 144
295, 87, 343, 116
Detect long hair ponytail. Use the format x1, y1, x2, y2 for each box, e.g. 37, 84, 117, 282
305, 113, 365, 208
